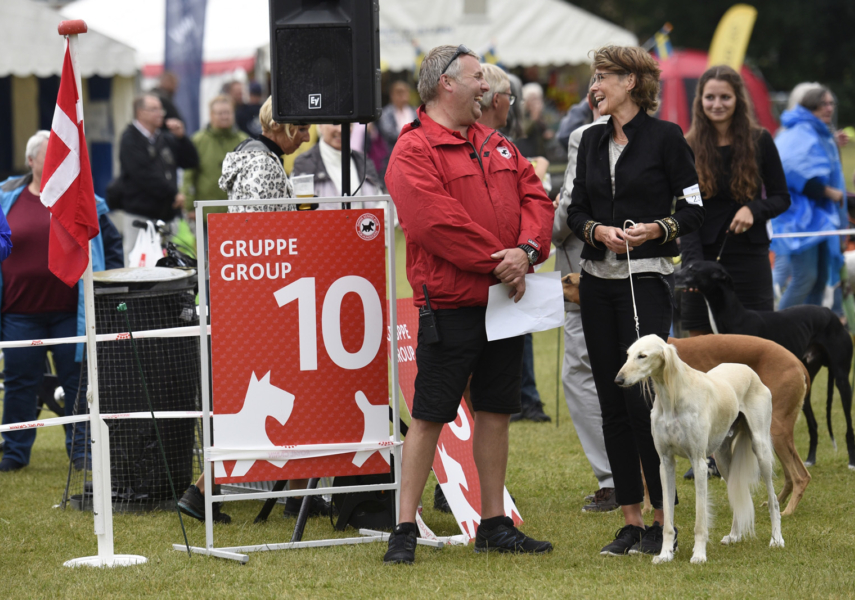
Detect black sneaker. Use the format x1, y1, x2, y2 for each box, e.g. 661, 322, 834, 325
474, 516, 553, 554
0, 458, 25, 472
177, 485, 231, 524
384, 523, 418, 565
600, 524, 646, 556
434, 483, 452, 513
509, 402, 552, 423
684, 457, 721, 480
582, 487, 619, 513
629, 521, 677, 555
283, 495, 334, 518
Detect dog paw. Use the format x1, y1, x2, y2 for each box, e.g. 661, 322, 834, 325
652, 552, 673, 565
690, 554, 707, 564
770, 537, 785, 548
721, 534, 739, 545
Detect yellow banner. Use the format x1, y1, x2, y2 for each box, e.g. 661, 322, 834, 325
708, 4, 758, 70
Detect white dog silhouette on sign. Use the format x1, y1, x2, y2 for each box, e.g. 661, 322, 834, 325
437, 444, 481, 539
352, 391, 391, 467
213, 371, 294, 478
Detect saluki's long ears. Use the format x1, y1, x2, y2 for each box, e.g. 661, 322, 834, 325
659, 342, 681, 409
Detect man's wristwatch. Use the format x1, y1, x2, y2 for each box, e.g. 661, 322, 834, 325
518, 244, 539, 265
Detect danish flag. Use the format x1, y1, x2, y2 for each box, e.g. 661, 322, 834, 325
40, 38, 100, 287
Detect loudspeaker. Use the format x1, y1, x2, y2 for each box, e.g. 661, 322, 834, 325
269, 0, 381, 124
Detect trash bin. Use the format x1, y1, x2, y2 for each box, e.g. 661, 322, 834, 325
86, 267, 201, 511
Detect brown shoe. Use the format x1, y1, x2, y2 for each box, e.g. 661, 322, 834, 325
582, 487, 618, 513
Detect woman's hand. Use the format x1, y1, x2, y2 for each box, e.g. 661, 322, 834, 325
826, 186, 845, 203
623, 222, 662, 247
594, 225, 632, 254
729, 206, 754, 234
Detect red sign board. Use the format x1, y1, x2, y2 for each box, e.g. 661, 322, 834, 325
208, 210, 390, 483
393, 300, 522, 540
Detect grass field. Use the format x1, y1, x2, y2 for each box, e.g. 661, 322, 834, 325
2, 230, 855, 599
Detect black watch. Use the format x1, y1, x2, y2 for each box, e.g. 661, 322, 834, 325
518, 244, 539, 265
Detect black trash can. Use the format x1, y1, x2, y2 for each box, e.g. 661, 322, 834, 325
91, 267, 202, 510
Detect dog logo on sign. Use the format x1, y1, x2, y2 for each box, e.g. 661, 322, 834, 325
213, 371, 294, 478
356, 213, 380, 241
308, 94, 322, 110
497, 146, 512, 159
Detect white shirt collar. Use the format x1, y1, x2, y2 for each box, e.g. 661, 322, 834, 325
133, 120, 157, 143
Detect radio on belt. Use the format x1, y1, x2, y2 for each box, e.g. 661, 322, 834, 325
418, 284, 441, 345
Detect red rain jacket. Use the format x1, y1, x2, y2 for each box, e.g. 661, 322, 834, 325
386, 107, 554, 309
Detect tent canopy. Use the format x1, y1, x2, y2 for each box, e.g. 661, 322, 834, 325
62, 0, 636, 74
377, 0, 637, 70
1, 0, 136, 78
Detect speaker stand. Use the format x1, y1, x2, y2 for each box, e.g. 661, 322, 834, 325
341, 123, 351, 210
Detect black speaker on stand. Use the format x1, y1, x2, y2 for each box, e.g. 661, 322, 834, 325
269, 0, 381, 209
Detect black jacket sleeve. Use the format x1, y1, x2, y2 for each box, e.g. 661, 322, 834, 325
170, 133, 200, 170
567, 130, 596, 246
662, 124, 705, 237
748, 130, 791, 220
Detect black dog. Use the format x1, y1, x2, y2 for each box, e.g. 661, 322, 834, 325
676, 260, 855, 469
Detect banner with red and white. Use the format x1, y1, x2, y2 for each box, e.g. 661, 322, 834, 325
40, 38, 100, 287
208, 209, 391, 483
392, 300, 523, 541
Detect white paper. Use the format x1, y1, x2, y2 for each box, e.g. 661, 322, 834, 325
485, 271, 564, 341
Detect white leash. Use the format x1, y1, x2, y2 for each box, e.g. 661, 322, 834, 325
624, 219, 641, 340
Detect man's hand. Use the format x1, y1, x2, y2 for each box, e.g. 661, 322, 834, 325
491, 247, 529, 284
594, 225, 631, 254
508, 275, 526, 303
165, 118, 186, 138
729, 206, 754, 234
173, 192, 185, 209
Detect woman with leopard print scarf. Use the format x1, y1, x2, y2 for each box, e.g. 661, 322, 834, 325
219, 96, 312, 213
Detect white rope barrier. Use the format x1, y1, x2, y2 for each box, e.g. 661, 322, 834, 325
206, 440, 402, 463
0, 324, 209, 350
0, 411, 205, 433
771, 229, 855, 239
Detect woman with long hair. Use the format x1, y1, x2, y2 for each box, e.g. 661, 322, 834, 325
567, 46, 704, 556
680, 65, 790, 335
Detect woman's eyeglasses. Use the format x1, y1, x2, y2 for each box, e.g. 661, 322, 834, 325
590, 72, 627, 86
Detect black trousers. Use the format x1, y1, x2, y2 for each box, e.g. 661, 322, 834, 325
579, 271, 675, 509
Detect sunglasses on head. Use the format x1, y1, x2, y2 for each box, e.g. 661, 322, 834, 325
441, 44, 472, 76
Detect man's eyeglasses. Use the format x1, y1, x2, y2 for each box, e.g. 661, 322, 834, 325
496, 91, 516, 105
441, 44, 472, 76
590, 72, 627, 87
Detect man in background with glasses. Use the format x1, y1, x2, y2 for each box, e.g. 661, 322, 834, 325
109, 93, 199, 262
383, 44, 554, 565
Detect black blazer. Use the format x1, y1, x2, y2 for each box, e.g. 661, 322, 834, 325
567, 110, 704, 261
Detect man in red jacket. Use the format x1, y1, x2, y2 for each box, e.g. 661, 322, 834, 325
383, 44, 554, 565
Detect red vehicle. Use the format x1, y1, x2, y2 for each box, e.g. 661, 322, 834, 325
656, 49, 778, 135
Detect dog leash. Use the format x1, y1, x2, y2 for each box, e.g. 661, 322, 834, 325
624, 219, 641, 340
715, 230, 730, 262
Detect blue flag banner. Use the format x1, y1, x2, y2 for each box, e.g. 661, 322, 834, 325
165, 0, 208, 134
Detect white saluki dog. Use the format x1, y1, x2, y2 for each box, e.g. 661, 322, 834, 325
615, 335, 784, 564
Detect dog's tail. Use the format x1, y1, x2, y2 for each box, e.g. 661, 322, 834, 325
726, 420, 759, 539
826, 368, 838, 451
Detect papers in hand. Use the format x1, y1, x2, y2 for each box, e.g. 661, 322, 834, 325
485, 271, 564, 341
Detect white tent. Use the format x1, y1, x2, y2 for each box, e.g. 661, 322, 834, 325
376, 0, 638, 70
1, 0, 137, 175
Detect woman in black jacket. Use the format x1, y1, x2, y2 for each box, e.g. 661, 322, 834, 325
680, 65, 790, 334
567, 46, 704, 557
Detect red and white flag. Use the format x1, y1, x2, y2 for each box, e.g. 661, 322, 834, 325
40, 38, 100, 287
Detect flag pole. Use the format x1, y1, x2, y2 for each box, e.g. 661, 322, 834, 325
58, 19, 146, 569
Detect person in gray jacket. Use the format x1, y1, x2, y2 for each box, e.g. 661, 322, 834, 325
552, 91, 616, 512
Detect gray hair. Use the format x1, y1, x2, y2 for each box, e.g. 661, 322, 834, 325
25, 130, 50, 162
522, 82, 543, 102
417, 44, 480, 105
787, 82, 821, 110
800, 86, 832, 112
479, 63, 510, 109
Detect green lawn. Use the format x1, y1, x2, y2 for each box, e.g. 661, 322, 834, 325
1, 230, 854, 599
